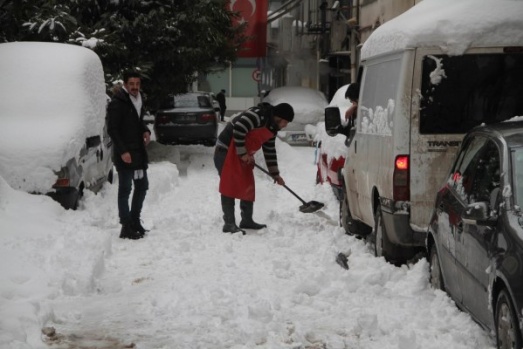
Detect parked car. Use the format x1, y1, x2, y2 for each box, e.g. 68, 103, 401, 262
426, 120, 523, 349
206, 92, 222, 120
325, 1, 523, 263
263, 86, 328, 145
315, 84, 354, 200
154, 92, 218, 146
0, 42, 113, 209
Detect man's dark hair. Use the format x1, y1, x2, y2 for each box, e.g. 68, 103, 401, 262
345, 83, 359, 102
123, 70, 141, 83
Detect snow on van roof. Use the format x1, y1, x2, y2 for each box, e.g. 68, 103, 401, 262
0, 42, 106, 193
361, 0, 523, 59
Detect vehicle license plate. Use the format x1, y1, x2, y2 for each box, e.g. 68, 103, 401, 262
291, 133, 308, 142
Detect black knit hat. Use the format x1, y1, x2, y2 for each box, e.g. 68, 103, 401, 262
273, 103, 294, 122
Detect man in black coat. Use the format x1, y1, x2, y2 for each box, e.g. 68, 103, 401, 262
216, 89, 227, 121
107, 71, 151, 240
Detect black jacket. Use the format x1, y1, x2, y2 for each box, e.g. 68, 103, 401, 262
106, 89, 150, 170
216, 91, 226, 111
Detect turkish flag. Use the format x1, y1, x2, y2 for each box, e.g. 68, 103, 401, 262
230, 0, 268, 57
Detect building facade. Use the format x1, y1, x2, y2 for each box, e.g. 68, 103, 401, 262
200, 0, 419, 114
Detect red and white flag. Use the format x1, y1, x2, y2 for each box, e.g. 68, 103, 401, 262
230, 0, 268, 57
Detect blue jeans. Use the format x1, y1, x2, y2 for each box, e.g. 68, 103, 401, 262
117, 168, 149, 225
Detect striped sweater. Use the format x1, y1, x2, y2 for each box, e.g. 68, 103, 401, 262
217, 104, 280, 176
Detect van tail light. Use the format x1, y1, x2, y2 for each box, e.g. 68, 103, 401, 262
199, 113, 215, 123
393, 155, 410, 201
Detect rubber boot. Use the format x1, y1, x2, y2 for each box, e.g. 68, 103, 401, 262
119, 222, 143, 240
221, 196, 245, 235
239, 200, 267, 230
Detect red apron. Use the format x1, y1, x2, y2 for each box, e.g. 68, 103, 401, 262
219, 127, 274, 201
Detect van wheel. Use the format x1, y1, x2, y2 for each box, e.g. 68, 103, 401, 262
373, 206, 386, 257
340, 196, 369, 236
372, 205, 404, 262
495, 289, 522, 349
429, 246, 444, 291
340, 196, 353, 234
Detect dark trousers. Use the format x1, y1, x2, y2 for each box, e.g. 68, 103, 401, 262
117, 168, 149, 225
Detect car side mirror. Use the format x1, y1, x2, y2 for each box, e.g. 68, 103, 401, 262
325, 106, 341, 136
462, 201, 497, 227
86, 135, 101, 148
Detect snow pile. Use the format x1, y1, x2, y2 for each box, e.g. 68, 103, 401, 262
362, 0, 523, 59
0, 42, 106, 193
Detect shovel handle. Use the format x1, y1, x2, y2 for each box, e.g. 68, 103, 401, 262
253, 163, 307, 205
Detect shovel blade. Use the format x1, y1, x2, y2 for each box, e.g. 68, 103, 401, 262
299, 201, 324, 213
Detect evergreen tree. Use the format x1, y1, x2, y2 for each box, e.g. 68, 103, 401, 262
0, 0, 246, 108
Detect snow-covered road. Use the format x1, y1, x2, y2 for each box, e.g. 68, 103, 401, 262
1, 139, 495, 349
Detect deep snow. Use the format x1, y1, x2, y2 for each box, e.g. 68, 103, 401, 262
0, 133, 495, 349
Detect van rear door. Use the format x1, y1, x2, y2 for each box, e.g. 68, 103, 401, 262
410, 47, 523, 229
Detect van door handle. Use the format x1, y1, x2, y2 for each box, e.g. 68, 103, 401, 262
354, 140, 357, 153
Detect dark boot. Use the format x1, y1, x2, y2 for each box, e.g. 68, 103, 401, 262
221, 196, 245, 235
119, 223, 143, 240
239, 200, 267, 230
131, 218, 148, 237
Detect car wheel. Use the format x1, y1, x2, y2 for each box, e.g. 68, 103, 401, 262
495, 289, 522, 349
107, 168, 114, 184
72, 185, 84, 210
429, 246, 444, 291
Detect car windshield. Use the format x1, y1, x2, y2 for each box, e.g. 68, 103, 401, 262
512, 148, 523, 207
174, 94, 212, 108
420, 53, 523, 134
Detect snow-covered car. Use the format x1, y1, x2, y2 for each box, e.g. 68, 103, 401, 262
263, 86, 328, 145
154, 92, 218, 146
0, 42, 113, 209
314, 84, 353, 200
427, 120, 523, 348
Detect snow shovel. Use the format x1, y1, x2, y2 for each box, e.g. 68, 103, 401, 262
254, 163, 324, 213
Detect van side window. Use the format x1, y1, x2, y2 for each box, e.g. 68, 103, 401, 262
359, 58, 402, 135
420, 54, 523, 134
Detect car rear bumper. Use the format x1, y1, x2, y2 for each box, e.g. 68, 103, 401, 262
155, 124, 217, 144
47, 187, 80, 210
380, 198, 426, 247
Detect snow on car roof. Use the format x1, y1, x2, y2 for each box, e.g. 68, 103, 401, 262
0, 42, 106, 193
361, 0, 523, 59
263, 86, 328, 125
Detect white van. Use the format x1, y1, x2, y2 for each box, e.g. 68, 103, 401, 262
326, 0, 523, 262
